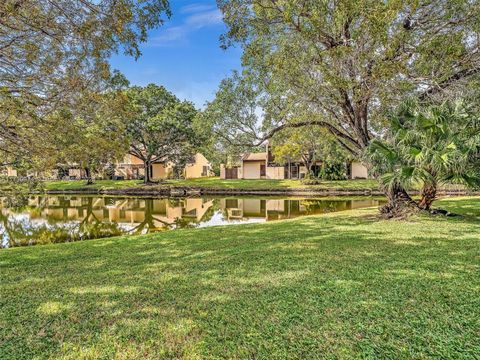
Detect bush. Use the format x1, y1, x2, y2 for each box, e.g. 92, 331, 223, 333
301, 162, 347, 184
318, 162, 347, 181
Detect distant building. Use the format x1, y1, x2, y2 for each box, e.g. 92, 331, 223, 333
115, 153, 212, 180
348, 161, 369, 179
0, 166, 16, 177
220, 144, 369, 180
3, 153, 213, 181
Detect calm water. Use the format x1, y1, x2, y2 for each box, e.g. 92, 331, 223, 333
0, 195, 383, 248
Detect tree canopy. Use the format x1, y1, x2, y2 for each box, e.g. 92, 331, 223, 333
270, 126, 349, 178
54, 88, 131, 184
218, 0, 480, 155
0, 0, 170, 168
125, 84, 199, 183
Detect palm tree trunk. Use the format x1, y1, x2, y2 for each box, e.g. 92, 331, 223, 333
418, 182, 437, 210
380, 184, 419, 218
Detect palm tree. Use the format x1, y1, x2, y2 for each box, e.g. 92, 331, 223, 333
368, 100, 480, 215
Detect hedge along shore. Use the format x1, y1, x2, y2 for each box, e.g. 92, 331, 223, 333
42, 186, 479, 197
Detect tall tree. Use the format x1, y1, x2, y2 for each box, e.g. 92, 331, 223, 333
216, 0, 480, 207
0, 0, 170, 168
197, 72, 269, 169
53, 89, 131, 184
125, 84, 199, 184
218, 0, 480, 154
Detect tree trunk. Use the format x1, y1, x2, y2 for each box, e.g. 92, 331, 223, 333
380, 184, 419, 219
302, 152, 314, 179
84, 167, 93, 185
144, 161, 151, 184
307, 162, 314, 178
418, 182, 437, 210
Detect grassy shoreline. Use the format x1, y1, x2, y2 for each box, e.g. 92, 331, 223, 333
1, 197, 479, 358
43, 177, 380, 191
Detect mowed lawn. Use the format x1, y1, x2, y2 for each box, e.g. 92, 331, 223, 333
43, 177, 380, 191
1, 198, 479, 359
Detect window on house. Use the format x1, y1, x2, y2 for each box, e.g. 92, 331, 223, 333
291, 165, 299, 179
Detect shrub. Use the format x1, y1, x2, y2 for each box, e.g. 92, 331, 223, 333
319, 162, 347, 181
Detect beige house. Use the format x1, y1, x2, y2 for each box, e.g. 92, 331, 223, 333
5, 166, 17, 177
184, 153, 212, 179
1, 166, 57, 179
114, 154, 145, 179
220, 145, 369, 180
349, 161, 369, 179
4, 153, 212, 181
220, 149, 316, 180
115, 153, 212, 180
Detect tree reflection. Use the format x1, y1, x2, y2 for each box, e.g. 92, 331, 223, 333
301, 200, 350, 214
0, 195, 380, 248
128, 199, 174, 234
1, 196, 124, 248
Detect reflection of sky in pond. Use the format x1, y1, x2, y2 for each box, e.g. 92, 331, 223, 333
1, 195, 383, 248
198, 211, 266, 228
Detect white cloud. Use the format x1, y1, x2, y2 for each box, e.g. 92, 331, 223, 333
180, 3, 216, 14
150, 4, 223, 46
185, 9, 223, 27
151, 26, 188, 46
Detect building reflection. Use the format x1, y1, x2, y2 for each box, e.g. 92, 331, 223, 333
0, 196, 381, 248
25, 196, 216, 232
219, 198, 380, 221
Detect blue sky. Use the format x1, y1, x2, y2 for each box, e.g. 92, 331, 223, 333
109, 1, 242, 108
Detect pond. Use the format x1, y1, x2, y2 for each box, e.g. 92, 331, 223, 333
0, 195, 384, 248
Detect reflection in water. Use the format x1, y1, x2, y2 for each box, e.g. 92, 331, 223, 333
0, 195, 383, 248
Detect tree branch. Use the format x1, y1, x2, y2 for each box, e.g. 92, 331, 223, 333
419, 66, 480, 100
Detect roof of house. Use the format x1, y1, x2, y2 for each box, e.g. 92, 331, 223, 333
242, 152, 267, 161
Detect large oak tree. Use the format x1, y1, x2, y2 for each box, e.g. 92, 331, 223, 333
125, 84, 199, 184
215, 0, 480, 209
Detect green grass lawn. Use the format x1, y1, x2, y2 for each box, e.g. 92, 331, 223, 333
43, 179, 144, 190
1, 197, 479, 359
43, 177, 380, 191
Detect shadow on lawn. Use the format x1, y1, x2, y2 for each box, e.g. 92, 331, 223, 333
1, 207, 479, 358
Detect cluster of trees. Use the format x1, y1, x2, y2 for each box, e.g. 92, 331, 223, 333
203, 0, 480, 216
1, 0, 170, 167
1, 1, 203, 185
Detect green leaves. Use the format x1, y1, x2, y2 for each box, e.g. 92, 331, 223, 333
219, 0, 480, 158
368, 100, 480, 192
123, 84, 199, 180
1, 1, 170, 171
